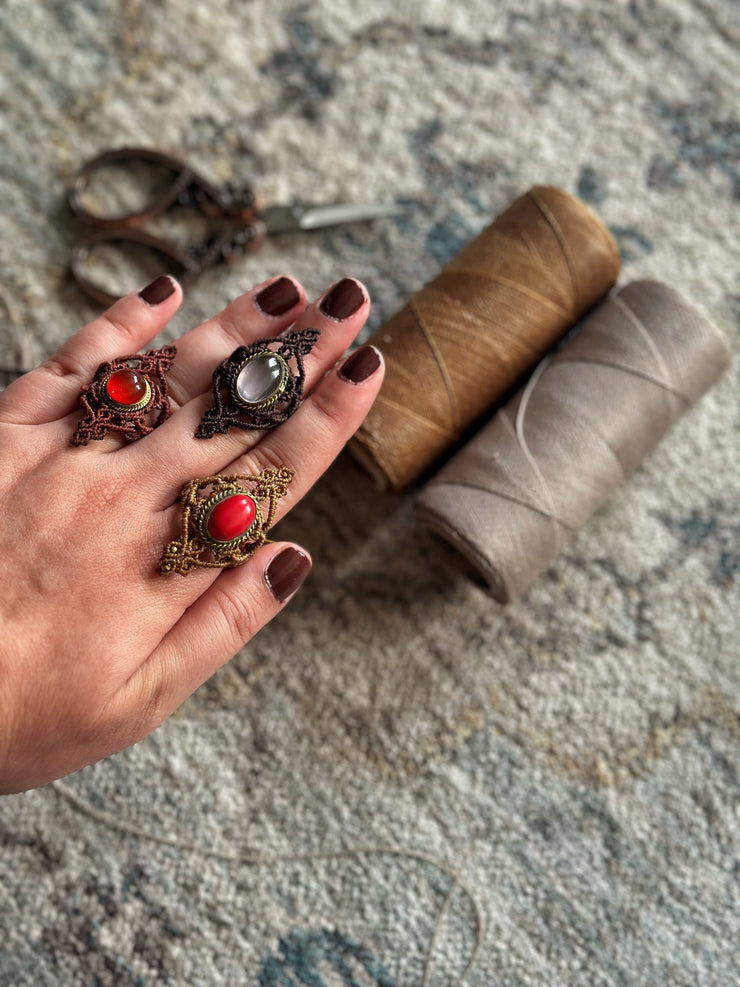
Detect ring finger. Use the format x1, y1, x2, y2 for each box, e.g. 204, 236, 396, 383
125, 277, 371, 490
163, 275, 368, 408
161, 275, 307, 407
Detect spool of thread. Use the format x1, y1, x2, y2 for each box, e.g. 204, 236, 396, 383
350, 186, 620, 490
414, 280, 731, 602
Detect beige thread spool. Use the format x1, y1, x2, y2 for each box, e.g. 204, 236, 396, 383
414, 281, 732, 602
350, 186, 620, 490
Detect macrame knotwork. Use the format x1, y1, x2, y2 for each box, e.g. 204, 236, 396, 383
195, 328, 319, 438
72, 345, 176, 445
159, 466, 294, 575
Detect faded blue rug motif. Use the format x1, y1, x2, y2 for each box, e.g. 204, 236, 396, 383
0, 2, 738, 984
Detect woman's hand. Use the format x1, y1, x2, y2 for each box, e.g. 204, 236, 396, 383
0, 274, 383, 794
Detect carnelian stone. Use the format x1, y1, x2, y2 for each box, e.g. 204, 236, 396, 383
104, 367, 149, 406
206, 494, 256, 543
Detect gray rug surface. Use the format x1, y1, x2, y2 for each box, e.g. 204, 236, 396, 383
0, 1, 738, 984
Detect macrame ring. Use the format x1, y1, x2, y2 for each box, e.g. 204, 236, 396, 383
71, 344, 176, 446
195, 327, 320, 438
159, 466, 294, 575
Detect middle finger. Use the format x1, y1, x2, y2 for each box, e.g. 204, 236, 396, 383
163, 276, 368, 407
163, 275, 306, 406
124, 277, 370, 490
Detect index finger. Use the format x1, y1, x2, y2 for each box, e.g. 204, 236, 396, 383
0, 276, 182, 426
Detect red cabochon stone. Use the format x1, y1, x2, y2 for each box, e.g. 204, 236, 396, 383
206, 494, 256, 542
105, 368, 148, 406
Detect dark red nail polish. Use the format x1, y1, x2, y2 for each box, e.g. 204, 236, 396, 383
338, 345, 381, 384
265, 547, 311, 602
255, 277, 301, 316
139, 275, 176, 305
319, 278, 366, 321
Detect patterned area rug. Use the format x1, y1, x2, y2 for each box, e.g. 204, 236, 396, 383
1, 2, 738, 984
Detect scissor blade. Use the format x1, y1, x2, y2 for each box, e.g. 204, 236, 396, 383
261, 202, 399, 234
298, 202, 400, 230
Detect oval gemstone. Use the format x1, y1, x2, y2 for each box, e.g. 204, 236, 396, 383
206, 494, 256, 543
104, 368, 149, 407
234, 353, 286, 406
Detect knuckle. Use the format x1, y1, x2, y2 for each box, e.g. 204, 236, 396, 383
158, 373, 188, 410
307, 386, 346, 435
239, 441, 294, 481
127, 660, 174, 739
40, 349, 88, 382
137, 684, 171, 736
211, 585, 260, 645
99, 310, 140, 346
259, 440, 294, 475
216, 311, 252, 350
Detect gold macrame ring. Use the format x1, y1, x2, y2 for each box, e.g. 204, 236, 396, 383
159, 467, 294, 575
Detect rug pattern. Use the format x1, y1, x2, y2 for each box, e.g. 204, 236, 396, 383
0, 2, 738, 984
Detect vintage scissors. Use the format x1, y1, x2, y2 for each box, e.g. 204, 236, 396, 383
69, 147, 399, 305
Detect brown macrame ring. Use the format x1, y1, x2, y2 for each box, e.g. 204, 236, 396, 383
195, 328, 320, 438
159, 467, 294, 575
71, 345, 176, 446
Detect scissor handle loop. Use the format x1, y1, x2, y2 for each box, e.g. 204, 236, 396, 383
70, 148, 194, 227
71, 227, 202, 306
69, 147, 259, 227
71, 222, 267, 306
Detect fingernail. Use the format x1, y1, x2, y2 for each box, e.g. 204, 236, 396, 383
265, 547, 312, 603
255, 277, 301, 316
139, 275, 176, 305
319, 278, 366, 321
338, 344, 381, 384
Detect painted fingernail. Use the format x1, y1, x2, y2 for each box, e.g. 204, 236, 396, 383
255, 277, 301, 316
319, 278, 366, 321
265, 547, 312, 603
139, 275, 176, 305
338, 344, 381, 384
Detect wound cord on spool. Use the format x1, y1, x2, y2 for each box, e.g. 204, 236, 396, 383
414, 280, 731, 602
350, 185, 621, 490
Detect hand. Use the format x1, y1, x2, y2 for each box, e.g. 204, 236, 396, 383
0, 275, 383, 794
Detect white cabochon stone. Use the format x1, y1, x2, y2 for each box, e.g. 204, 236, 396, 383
235, 353, 286, 406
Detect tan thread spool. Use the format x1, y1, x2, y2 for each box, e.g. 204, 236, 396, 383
350, 185, 620, 490
414, 281, 732, 602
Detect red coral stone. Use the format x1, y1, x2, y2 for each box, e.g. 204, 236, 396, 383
104, 367, 149, 406
206, 494, 256, 543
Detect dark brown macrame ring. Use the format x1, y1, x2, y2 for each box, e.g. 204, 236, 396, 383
195, 328, 319, 438
159, 466, 294, 575
72, 345, 176, 446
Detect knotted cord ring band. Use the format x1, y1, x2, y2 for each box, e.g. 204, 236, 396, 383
195, 327, 319, 438
72, 345, 176, 445
159, 467, 294, 575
